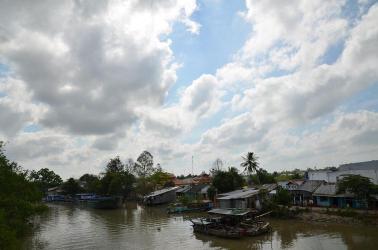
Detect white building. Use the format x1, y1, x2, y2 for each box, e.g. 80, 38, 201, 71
306, 160, 378, 184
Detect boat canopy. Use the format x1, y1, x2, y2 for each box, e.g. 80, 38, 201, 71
208, 208, 254, 216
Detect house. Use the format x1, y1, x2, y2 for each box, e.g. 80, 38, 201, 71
193, 173, 212, 185
290, 180, 324, 206
175, 184, 211, 200
143, 187, 178, 205
186, 184, 210, 200
175, 185, 191, 197
217, 188, 261, 210
286, 180, 305, 190
313, 183, 366, 209
47, 186, 64, 196
307, 160, 378, 184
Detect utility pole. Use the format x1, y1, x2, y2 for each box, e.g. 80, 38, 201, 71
191, 155, 194, 187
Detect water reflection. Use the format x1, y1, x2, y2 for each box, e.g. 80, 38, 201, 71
23, 203, 378, 250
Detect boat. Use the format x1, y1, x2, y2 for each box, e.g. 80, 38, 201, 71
167, 200, 213, 213
241, 220, 271, 236
75, 193, 122, 209
190, 208, 272, 238
190, 218, 241, 239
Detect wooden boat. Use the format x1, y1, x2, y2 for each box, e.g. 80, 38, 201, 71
190, 209, 272, 239
190, 219, 241, 239
241, 221, 271, 236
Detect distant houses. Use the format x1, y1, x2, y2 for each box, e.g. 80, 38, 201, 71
306, 160, 378, 184
143, 160, 378, 210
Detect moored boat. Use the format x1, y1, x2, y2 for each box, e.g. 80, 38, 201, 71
190, 208, 272, 239
167, 200, 213, 213
190, 218, 241, 239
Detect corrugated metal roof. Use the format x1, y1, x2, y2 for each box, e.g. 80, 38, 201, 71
338, 160, 378, 171
217, 188, 259, 200
144, 187, 178, 198
313, 183, 354, 197
296, 180, 323, 192
175, 185, 191, 193
313, 183, 337, 195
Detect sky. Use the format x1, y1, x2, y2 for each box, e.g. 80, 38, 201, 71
0, 0, 377, 179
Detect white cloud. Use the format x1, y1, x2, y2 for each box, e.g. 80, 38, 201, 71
1, 0, 377, 179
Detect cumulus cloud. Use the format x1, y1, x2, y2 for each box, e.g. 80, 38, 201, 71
0, 0, 377, 178
0, 0, 198, 135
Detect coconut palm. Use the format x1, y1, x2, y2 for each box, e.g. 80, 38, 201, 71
240, 152, 259, 175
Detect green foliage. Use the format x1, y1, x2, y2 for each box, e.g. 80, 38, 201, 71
148, 170, 173, 189
0, 142, 46, 249
135, 176, 154, 196
29, 168, 63, 194
212, 167, 245, 193
273, 187, 292, 206
207, 186, 216, 201
79, 174, 101, 193
62, 178, 83, 196
240, 152, 259, 175
274, 169, 304, 182
105, 156, 124, 173
249, 169, 276, 185
134, 151, 154, 177
337, 175, 376, 207
177, 195, 192, 206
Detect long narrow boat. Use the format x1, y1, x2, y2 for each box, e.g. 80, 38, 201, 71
190, 208, 272, 239
190, 219, 241, 239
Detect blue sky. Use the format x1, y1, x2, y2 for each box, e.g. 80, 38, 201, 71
167, 0, 250, 104
0, 0, 377, 178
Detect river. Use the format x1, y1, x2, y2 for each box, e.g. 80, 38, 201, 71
23, 203, 378, 250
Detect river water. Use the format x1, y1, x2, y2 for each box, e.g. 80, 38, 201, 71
23, 203, 378, 250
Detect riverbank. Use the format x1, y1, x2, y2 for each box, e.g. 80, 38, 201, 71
270, 205, 378, 226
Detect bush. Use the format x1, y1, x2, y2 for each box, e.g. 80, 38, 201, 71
0, 142, 47, 249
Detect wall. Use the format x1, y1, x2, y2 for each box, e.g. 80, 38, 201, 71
308, 169, 378, 184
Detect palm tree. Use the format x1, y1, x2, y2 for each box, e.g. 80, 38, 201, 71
240, 152, 260, 184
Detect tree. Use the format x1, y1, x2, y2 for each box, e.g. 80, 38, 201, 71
337, 175, 376, 208
0, 142, 46, 249
124, 158, 135, 174
148, 170, 173, 189
79, 174, 101, 193
240, 152, 259, 174
105, 156, 124, 173
212, 167, 245, 193
106, 171, 135, 197
29, 168, 63, 194
62, 178, 82, 196
134, 151, 154, 177
241, 152, 260, 185
249, 169, 276, 185
210, 158, 223, 175
274, 186, 292, 206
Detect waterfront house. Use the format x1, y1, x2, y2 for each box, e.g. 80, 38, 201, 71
312, 183, 366, 209
186, 184, 210, 200
290, 180, 324, 206
175, 185, 191, 197
144, 186, 178, 205
306, 160, 378, 184
217, 188, 260, 210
